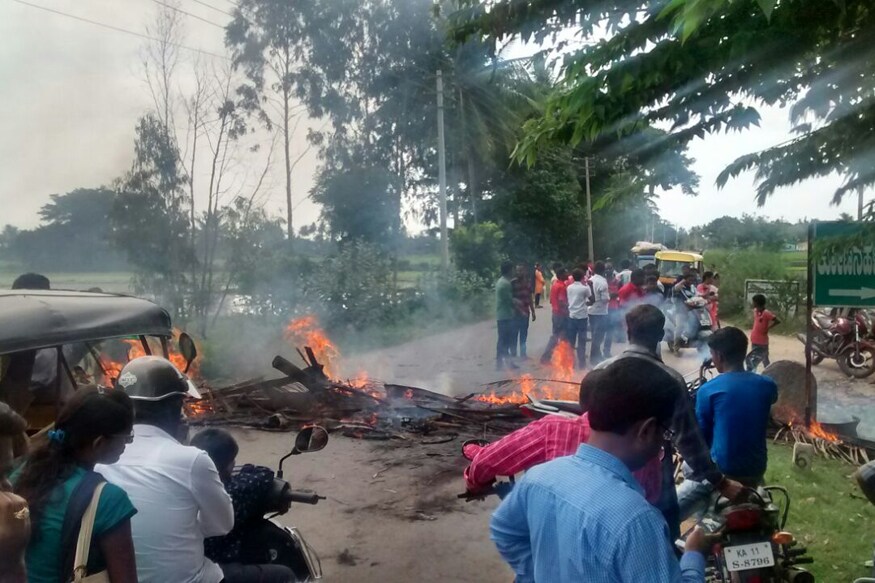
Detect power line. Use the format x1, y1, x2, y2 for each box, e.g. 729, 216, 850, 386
187, 0, 232, 17
149, 0, 225, 29
9, 0, 230, 60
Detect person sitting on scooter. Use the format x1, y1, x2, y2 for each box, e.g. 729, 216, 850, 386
595, 305, 744, 540
676, 327, 778, 521
95, 357, 235, 583
672, 271, 699, 345
462, 370, 663, 507
191, 428, 295, 583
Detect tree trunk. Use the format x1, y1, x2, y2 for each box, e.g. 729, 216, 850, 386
459, 89, 479, 224
283, 89, 293, 244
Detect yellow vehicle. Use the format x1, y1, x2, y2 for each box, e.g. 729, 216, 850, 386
655, 250, 704, 287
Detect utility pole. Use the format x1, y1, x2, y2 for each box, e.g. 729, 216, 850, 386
584, 156, 594, 263
437, 69, 449, 272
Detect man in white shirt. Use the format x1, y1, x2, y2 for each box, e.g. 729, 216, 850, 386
616, 259, 633, 287
97, 356, 235, 583
588, 261, 611, 364
566, 268, 593, 368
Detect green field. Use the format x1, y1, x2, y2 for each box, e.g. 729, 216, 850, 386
764, 442, 875, 581
0, 270, 136, 293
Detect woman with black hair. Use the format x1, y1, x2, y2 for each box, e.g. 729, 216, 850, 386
12, 386, 138, 583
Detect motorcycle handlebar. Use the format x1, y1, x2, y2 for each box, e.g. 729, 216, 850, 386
286, 489, 325, 505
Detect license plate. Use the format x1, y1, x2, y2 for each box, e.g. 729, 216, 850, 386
724, 542, 775, 572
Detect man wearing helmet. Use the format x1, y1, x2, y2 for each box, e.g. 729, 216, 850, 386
96, 356, 235, 583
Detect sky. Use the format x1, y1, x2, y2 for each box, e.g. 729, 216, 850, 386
0, 0, 865, 233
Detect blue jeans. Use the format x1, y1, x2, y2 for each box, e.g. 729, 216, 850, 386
589, 314, 608, 363
540, 314, 568, 363
497, 319, 517, 367
514, 315, 530, 358
566, 318, 588, 368
676, 462, 715, 522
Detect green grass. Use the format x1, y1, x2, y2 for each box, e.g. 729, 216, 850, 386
0, 270, 135, 293
765, 442, 875, 581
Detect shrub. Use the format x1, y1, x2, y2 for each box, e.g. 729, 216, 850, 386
450, 222, 505, 280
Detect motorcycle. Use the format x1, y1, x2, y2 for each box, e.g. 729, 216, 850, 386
236, 426, 329, 582
681, 486, 815, 582
796, 309, 875, 378
664, 296, 714, 353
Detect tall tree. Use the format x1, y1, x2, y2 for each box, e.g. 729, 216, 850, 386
226, 0, 311, 242
111, 115, 194, 318
452, 0, 875, 206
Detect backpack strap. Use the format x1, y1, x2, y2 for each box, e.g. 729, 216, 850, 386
59, 471, 105, 582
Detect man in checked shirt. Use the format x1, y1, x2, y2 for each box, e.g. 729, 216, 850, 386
463, 370, 664, 512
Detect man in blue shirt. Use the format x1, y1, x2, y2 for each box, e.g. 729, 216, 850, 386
490, 359, 708, 583
677, 326, 778, 520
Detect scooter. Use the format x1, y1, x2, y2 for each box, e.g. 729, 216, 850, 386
681, 486, 814, 582
664, 296, 714, 353
235, 426, 329, 582
796, 309, 875, 378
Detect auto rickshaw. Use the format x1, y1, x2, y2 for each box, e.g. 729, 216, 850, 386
0, 289, 197, 433
655, 250, 704, 288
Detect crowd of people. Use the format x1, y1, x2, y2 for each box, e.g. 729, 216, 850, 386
0, 356, 295, 583
494, 258, 729, 370
471, 304, 780, 582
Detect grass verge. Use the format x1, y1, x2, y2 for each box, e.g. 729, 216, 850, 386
765, 441, 875, 581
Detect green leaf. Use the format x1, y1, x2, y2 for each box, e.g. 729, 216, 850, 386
756, 0, 778, 19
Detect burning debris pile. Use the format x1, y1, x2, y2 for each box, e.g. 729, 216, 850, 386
773, 421, 872, 466
190, 317, 580, 439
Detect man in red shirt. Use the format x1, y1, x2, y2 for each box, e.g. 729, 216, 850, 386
745, 293, 780, 371
540, 267, 570, 364
463, 369, 663, 504
618, 269, 646, 308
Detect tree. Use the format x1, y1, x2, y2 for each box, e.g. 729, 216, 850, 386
226, 0, 312, 242
311, 164, 396, 245
452, 0, 875, 207
111, 114, 194, 318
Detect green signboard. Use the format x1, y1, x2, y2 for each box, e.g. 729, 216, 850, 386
812, 221, 875, 307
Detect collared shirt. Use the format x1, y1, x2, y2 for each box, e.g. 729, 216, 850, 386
550, 279, 569, 317
463, 413, 662, 503
96, 424, 234, 583
490, 444, 705, 583
697, 372, 778, 478
596, 345, 723, 486
566, 281, 592, 320
588, 274, 610, 316
496, 276, 515, 321
512, 277, 533, 318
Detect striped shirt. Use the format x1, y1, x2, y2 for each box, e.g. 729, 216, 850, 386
463, 413, 662, 504
491, 444, 706, 583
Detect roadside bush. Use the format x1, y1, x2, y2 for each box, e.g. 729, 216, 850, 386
450, 222, 505, 280
704, 248, 805, 326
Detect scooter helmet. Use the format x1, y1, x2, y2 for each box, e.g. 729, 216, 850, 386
116, 355, 201, 401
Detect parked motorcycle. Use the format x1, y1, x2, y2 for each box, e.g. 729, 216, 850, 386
236, 426, 329, 582
681, 486, 815, 582
796, 309, 875, 378
664, 296, 714, 353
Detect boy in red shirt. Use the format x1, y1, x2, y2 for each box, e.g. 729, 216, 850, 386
745, 293, 780, 371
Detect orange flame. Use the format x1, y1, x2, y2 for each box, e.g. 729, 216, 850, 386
476, 372, 580, 405
550, 341, 575, 382
98, 329, 200, 387
808, 421, 841, 443
284, 316, 341, 378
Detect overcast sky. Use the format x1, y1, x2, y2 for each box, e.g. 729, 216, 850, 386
0, 0, 863, 233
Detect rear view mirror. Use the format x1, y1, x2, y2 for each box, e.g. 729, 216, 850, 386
294, 425, 329, 454
178, 333, 197, 373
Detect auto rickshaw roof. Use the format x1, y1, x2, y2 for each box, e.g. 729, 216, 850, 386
654, 250, 704, 262
0, 290, 172, 355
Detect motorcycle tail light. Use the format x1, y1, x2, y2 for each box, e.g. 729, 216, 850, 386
724, 505, 763, 531
773, 531, 794, 545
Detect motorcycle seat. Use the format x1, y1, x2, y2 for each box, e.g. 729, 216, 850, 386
814, 314, 834, 330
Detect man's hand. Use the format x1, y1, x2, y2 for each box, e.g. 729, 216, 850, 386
684, 526, 711, 555
718, 478, 745, 501
0, 491, 30, 583
531, 312, 536, 322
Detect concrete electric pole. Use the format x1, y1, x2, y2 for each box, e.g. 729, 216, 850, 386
437, 69, 449, 272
